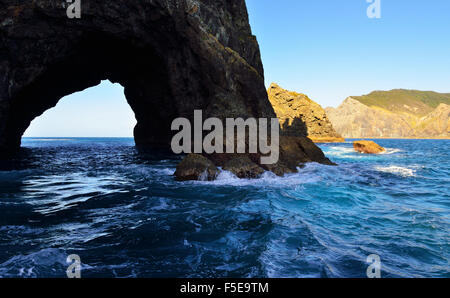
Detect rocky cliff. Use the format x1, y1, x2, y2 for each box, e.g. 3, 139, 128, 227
0, 0, 271, 150
0, 0, 333, 179
268, 83, 344, 143
326, 90, 450, 138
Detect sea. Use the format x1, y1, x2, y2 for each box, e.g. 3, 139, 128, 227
0, 138, 448, 278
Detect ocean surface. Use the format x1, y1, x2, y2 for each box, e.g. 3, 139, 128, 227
0, 138, 448, 278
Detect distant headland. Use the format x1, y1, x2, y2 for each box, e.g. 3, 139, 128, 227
326, 89, 450, 139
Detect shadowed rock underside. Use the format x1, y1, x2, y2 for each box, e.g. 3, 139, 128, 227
0, 0, 333, 180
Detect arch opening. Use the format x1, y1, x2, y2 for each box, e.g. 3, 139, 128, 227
3, 33, 179, 152
23, 80, 136, 138
0, 0, 333, 178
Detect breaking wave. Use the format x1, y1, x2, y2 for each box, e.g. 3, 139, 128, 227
0, 137, 448, 277
374, 165, 416, 177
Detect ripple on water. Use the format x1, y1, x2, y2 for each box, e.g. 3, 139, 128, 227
0, 138, 448, 277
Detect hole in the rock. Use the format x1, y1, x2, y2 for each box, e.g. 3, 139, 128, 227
23, 80, 136, 138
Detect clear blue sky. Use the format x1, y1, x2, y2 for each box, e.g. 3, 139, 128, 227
25, 0, 450, 137
246, 0, 450, 107
24, 81, 136, 137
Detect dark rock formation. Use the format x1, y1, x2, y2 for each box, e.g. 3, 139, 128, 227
174, 153, 219, 181
268, 83, 345, 143
277, 136, 335, 168
222, 156, 264, 179
0, 0, 271, 150
0, 0, 334, 179
353, 140, 385, 154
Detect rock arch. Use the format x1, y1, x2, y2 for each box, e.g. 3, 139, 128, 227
0, 0, 332, 178
0, 0, 272, 150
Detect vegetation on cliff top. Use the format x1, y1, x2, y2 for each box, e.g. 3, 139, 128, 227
352, 89, 450, 116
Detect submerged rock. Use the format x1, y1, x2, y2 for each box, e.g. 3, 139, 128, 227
353, 141, 386, 154
174, 154, 219, 181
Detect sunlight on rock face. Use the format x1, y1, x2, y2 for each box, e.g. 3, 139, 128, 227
23, 81, 136, 138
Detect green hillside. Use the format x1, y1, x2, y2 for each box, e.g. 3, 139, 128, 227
352, 89, 450, 116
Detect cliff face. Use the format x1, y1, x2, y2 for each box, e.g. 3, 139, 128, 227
268, 83, 344, 142
326, 92, 450, 138
418, 103, 450, 137
0, 0, 273, 151
0, 0, 333, 178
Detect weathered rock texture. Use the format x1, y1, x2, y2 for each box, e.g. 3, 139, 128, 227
353, 141, 385, 154
174, 153, 219, 181
326, 90, 450, 139
0, 0, 273, 150
0, 0, 333, 179
222, 156, 264, 179
268, 83, 344, 143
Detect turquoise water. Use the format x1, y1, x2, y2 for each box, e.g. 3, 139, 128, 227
0, 138, 448, 277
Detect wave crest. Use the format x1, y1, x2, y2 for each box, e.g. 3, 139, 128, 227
374, 165, 416, 177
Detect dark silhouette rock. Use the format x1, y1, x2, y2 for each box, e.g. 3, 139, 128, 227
174, 154, 219, 181
278, 136, 335, 169
0, 0, 271, 151
223, 156, 265, 179
0, 0, 334, 180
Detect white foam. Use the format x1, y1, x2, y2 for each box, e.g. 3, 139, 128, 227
323, 145, 402, 159
328, 146, 355, 154
322, 146, 362, 159
374, 165, 416, 177
155, 168, 176, 176
189, 164, 327, 187
379, 148, 402, 155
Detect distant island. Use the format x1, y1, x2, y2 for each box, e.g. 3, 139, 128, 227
326, 89, 450, 139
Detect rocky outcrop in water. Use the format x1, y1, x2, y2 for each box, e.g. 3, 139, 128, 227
268, 83, 344, 143
174, 154, 219, 181
222, 156, 265, 179
174, 135, 335, 180
0, 0, 333, 179
353, 141, 385, 154
326, 90, 450, 138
